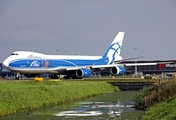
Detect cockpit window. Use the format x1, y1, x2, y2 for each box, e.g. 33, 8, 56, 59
11, 53, 18, 55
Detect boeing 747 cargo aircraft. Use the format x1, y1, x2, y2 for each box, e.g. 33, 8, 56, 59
2, 32, 159, 79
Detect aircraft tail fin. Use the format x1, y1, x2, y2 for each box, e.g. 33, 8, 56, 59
103, 32, 125, 64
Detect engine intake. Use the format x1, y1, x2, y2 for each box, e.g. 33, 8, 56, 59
76, 68, 91, 78
110, 66, 126, 75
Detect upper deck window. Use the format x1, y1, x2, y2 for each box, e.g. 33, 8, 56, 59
11, 53, 18, 55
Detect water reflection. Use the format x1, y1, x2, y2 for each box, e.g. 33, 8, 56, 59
55, 100, 137, 119
0, 91, 145, 120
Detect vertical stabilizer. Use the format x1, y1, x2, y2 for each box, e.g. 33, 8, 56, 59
103, 32, 125, 64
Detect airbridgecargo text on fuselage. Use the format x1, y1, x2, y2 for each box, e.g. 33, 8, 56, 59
28, 55, 42, 59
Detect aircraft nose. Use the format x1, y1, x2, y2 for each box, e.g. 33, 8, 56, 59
2, 59, 9, 68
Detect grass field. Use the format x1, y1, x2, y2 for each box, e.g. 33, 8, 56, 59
0, 80, 119, 116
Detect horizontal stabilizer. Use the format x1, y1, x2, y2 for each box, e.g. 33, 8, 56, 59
114, 56, 144, 64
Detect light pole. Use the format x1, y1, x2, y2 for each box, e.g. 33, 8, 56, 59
134, 48, 138, 76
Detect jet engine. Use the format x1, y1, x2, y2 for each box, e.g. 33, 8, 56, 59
110, 66, 126, 75
76, 68, 91, 78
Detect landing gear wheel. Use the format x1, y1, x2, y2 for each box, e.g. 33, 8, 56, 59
50, 74, 59, 79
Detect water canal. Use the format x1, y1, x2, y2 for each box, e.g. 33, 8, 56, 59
1, 91, 145, 120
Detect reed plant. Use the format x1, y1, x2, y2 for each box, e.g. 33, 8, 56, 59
0, 80, 119, 116
135, 79, 176, 110
134, 79, 176, 119
134, 86, 154, 109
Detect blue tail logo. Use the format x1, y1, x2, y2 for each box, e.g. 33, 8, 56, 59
103, 32, 125, 64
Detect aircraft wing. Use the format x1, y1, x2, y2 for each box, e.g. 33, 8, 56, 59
91, 61, 168, 69
53, 67, 76, 71
91, 61, 173, 70
54, 63, 122, 70
52, 61, 173, 77
91, 64, 122, 69
54, 61, 171, 71
121, 61, 173, 67
54, 66, 90, 71
123, 63, 157, 66
54, 61, 173, 72
54, 64, 120, 73
65, 66, 89, 70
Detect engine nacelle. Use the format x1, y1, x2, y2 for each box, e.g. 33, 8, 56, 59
110, 66, 126, 75
76, 68, 91, 78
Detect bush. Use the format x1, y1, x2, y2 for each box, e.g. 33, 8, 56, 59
135, 80, 176, 119
134, 86, 154, 109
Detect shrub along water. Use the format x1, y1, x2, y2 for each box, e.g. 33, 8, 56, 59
0, 80, 119, 116
134, 79, 176, 119
135, 80, 176, 110
134, 86, 154, 109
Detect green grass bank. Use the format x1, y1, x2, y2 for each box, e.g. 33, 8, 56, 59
0, 80, 119, 116
141, 94, 176, 120
134, 79, 176, 120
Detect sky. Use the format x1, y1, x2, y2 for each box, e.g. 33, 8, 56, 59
0, 0, 176, 62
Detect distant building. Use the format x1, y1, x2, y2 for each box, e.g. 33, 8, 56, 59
123, 60, 176, 75
99, 60, 176, 76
